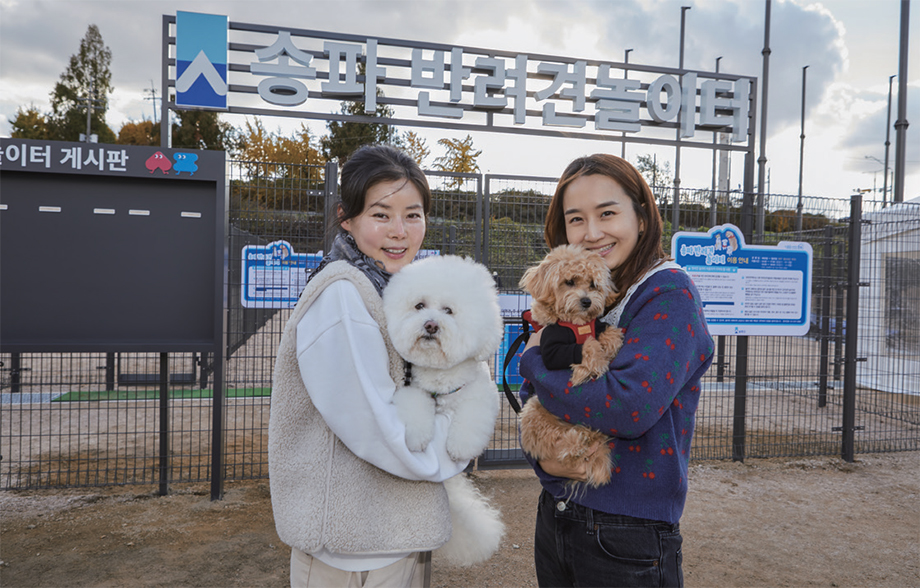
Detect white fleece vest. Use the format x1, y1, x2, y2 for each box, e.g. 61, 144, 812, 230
268, 261, 452, 555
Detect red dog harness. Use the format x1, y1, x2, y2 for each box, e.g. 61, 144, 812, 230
522, 310, 597, 344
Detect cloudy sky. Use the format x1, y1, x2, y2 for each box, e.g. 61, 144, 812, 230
1, 0, 917, 202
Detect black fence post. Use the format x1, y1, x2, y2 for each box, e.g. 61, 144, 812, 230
159, 352, 169, 496
818, 225, 834, 407
841, 194, 864, 462
474, 174, 484, 263
9, 353, 21, 394
323, 162, 338, 255
104, 352, 115, 392
732, 149, 757, 462
834, 239, 846, 381
482, 175, 490, 266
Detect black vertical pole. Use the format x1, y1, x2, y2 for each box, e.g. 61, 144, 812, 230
210, 349, 225, 500
474, 174, 483, 263
480, 175, 489, 265
818, 225, 833, 407
159, 352, 169, 496
841, 195, 863, 463
833, 241, 846, 381
892, 0, 910, 204
160, 15, 170, 149
732, 147, 756, 462
10, 353, 21, 394
323, 162, 338, 255
210, 151, 229, 501
105, 352, 115, 392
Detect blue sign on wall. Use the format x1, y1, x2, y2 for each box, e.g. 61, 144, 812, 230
175, 11, 228, 109
672, 224, 813, 336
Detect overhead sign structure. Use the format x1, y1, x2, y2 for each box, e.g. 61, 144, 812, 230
162, 13, 756, 151
672, 224, 813, 337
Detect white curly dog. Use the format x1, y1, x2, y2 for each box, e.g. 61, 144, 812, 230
383, 254, 506, 567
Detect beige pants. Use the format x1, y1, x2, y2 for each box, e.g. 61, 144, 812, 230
290, 548, 430, 588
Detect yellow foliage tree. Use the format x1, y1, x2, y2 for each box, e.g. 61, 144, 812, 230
116, 120, 159, 146
433, 134, 481, 189
402, 131, 430, 168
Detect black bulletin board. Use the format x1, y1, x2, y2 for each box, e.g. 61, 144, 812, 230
0, 138, 226, 353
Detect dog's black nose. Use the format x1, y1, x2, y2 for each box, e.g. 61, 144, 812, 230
580, 297, 592, 309
424, 320, 439, 334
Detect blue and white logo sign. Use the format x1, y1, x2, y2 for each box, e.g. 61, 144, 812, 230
176, 11, 228, 109
672, 224, 813, 337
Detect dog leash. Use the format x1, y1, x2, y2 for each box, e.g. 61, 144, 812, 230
501, 310, 542, 414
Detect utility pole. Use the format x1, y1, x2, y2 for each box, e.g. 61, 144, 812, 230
79, 80, 103, 143
144, 80, 160, 124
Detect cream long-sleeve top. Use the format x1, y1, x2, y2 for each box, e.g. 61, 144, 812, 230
294, 278, 467, 572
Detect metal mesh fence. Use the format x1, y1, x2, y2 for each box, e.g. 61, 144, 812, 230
2, 162, 917, 490
0, 352, 213, 488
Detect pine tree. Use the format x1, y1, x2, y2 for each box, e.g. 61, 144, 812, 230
48, 24, 116, 143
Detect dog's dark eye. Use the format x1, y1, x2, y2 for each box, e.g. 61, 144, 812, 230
564, 279, 575, 287
443, 307, 453, 315
415, 302, 425, 310
590, 281, 596, 289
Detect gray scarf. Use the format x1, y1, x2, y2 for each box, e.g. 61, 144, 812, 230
304, 232, 392, 296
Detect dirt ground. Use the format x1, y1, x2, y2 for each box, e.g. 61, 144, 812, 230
1, 452, 917, 588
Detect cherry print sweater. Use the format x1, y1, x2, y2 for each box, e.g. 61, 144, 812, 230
519, 267, 714, 524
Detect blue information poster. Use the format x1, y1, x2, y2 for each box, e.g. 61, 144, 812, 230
241, 241, 321, 309
672, 224, 813, 336
241, 242, 443, 308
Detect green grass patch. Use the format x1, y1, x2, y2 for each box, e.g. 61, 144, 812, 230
52, 388, 272, 402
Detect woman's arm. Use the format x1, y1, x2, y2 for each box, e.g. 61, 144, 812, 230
295, 280, 468, 482
520, 272, 713, 438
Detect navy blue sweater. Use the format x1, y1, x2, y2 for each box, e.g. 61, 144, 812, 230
519, 266, 714, 524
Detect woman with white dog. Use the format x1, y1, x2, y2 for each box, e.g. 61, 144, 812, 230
269, 145, 468, 587
520, 153, 714, 587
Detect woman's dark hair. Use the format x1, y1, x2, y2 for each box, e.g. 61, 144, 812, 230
544, 153, 666, 291
332, 145, 431, 235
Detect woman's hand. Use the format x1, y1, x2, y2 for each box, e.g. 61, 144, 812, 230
537, 440, 603, 482
523, 326, 544, 353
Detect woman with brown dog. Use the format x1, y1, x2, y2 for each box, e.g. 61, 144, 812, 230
520, 153, 714, 587
269, 145, 468, 587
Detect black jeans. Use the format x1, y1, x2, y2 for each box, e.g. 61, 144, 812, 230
534, 489, 683, 588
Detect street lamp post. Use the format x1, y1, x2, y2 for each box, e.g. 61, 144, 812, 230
796, 65, 809, 234
672, 5, 691, 233
621, 48, 633, 159
883, 74, 895, 207
756, 0, 772, 243
710, 56, 722, 228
